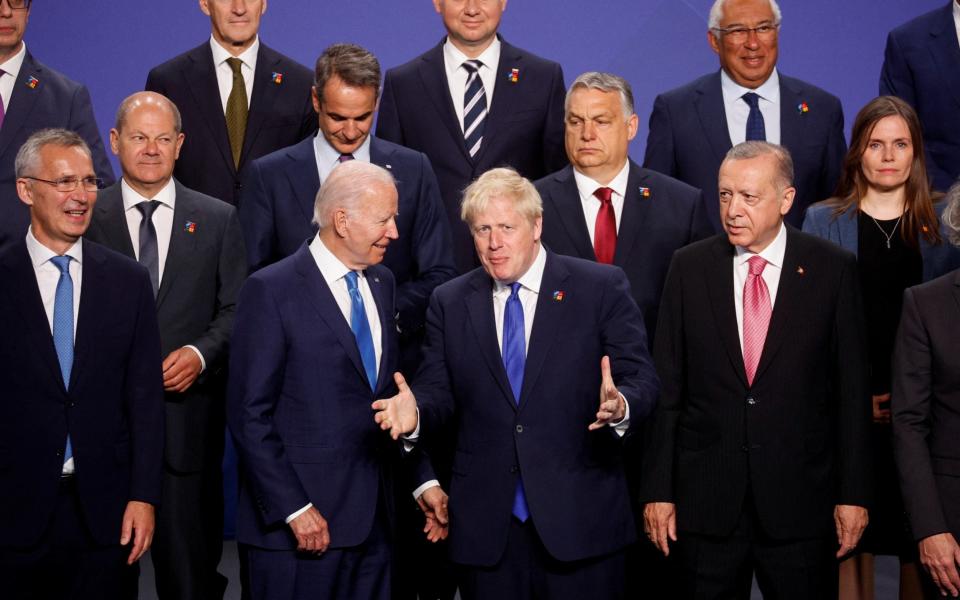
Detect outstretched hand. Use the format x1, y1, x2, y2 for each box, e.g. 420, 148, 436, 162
589, 356, 626, 430
371, 372, 419, 440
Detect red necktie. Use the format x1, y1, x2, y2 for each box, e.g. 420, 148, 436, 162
593, 187, 616, 264
742, 256, 771, 386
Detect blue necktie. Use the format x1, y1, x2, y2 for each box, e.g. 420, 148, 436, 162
345, 271, 378, 390
742, 92, 766, 141
51, 255, 74, 468
462, 59, 487, 159
502, 282, 530, 522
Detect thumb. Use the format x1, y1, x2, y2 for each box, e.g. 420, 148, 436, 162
120, 515, 132, 545
393, 371, 409, 391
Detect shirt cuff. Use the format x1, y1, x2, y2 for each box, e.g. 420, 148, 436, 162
610, 391, 630, 437
413, 480, 440, 500
184, 345, 206, 373
285, 503, 312, 524
401, 408, 421, 452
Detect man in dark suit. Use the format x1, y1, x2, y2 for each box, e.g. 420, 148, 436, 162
373, 167, 660, 599
229, 160, 400, 600
0, 0, 113, 250
145, 0, 315, 206
641, 142, 871, 599
537, 71, 712, 341
85, 92, 246, 600
0, 128, 163, 599
643, 0, 846, 232
880, 2, 960, 192
376, 0, 567, 273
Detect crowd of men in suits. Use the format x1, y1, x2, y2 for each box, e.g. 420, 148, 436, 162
2, 0, 960, 598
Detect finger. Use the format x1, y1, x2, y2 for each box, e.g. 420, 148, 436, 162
587, 419, 605, 431
437, 498, 449, 525
393, 371, 409, 391
668, 514, 678, 542
319, 526, 330, 553
127, 525, 145, 565
600, 355, 612, 384
161, 353, 177, 373
944, 563, 960, 596
120, 515, 133, 546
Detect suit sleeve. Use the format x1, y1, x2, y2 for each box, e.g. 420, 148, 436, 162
297, 86, 318, 142
189, 207, 247, 372
238, 159, 276, 273
817, 99, 846, 204
144, 67, 165, 96
126, 269, 165, 505
688, 189, 714, 242
410, 290, 456, 442
892, 286, 949, 540
642, 94, 678, 177
68, 84, 114, 186
375, 71, 404, 145
801, 205, 828, 238
227, 277, 311, 526
541, 63, 568, 175
879, 31, 914, 102
395, 154, 457, 332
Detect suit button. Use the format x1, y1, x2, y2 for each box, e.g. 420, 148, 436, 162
68, 402, 76, 408
55, 450, 63, 457
741, 444, 749, 452
515, 425, 523, 433
746, 397, 756, 406
510, 466, 518, 473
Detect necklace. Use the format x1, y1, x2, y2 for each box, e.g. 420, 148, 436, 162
869, 214, 902, 249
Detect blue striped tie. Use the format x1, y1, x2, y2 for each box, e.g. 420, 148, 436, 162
51, 255, 74, 469
345, 271, 378, 390
462, 60, 487, 159
502, 282, 530, 522
742, 92, 766, 141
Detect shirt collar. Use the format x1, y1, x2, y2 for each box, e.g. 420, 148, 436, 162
209, 34, 260, 70
572, 159, 630, 201
720, 67, 780, 103
735, 221, 787, 269
493, 243, 546, 295
443, 35, 501, 73
0, 41, 26, 79
121, 178, 176, 213
308, 233, 356, 286
25, 226, 83, 269
313, 132, 372, 169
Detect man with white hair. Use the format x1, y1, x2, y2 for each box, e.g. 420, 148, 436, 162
643, 0, 846, 232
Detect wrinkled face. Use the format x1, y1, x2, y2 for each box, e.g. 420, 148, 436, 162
17, 145, 97, 254
718, 154, 794, 253
433, 0, 506, 55
0, 0, 28, 60
335, 182, 399, 269
200, 0, 265, 52
708, 0, 779, 88
470, 195, 541, 284
110, 102, 184, 195
860, 115, 913, 193
313, 77, 377, 155
565, 87, 637, 180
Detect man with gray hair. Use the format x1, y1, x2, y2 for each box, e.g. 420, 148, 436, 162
228, 160, 401, 600
643, 0, 846, 232
641, 141, 872, 598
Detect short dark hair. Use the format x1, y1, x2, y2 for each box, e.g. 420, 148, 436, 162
314, 43, 381, 104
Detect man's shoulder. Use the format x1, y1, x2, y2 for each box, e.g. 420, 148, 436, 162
147, 42, 209, 78
788, 226, 855, 263
22, 52, 84, 95
370, 136, 429, 170
175, 180, 236, 218
249, 136, 312, 171
82, 237, 150, 278
384, 42, 442, 80
777, 73, 841, 108
258, 43, 313, 82
890, 3, 950, 42
655, 72, 718, 103
533, 165, 574, 195
632, 161, 701, 200
501, 39, 562, 72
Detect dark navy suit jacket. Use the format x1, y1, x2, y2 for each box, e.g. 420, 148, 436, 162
377, 37, 567, 273
146, 42, 316, 206
239, 135, 456, 336
0, 238, 164, 547
412, 251, 659, 566
880, 2, 960, 191
643, 71, 846, 231
227, 243, 399, 551
536, 160, 712, 341
0, 52, 114, 251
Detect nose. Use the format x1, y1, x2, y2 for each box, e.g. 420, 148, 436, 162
386, 217, 399, 240
463, 0, 480, 15
0, 0, 13, 17
881, 144, 895, 162
230, 0, 246, 14
580, 120, 597, 141
342, 120, 359, 141
144, 138, 160, 155
488, 228, 504, 249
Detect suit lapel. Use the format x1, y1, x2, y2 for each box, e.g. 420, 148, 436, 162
464, 271, 516, 410
547, 167, 595, 259
836, 205, 858, 254
928, 6, 960, 109
613, 162, 652, 266
0, 52, 42, 162
417, 41, 470, 165
71, 240, 109, 390
952, 269, 960, 314
240, 44, 280, 170
696, 73, 733, 164
706, 237, 748, 386
93, 184, 137, 259
779, 76, 804, 150
182, 44, 235, 175
518, 253, 567, 410
752, 228, 803, 382
476, 39, 520, 165
284, 138, 321, 224
156, 183, 199, 308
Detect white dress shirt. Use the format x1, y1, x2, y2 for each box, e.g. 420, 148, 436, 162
313, 133, 372, 184
26, 228, 82, 474
210, 35, 259, 113
733, 222, 786, 351
442, 36, 501, 132
288, 234, 385, 523
572, 160, 630, 243
954, 0, 960, 49
720, 68, 781, 146
0, 41, 26, 113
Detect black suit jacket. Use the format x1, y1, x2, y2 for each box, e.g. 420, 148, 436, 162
0, 52, 114, 250
893, 269, 960, 541
536, 160, 712, 341
643, 71, 846, 231
86, 180, 246, 472
0, 238, 163, 547
145, 42, 316, 206
640, 229, 872, 540
377, 37, 567, 273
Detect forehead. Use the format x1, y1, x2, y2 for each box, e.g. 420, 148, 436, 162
124, 103, 177, 131
321, 79, 377, 109
472, 194, 529, 223
568, 87, 622, 115
37, 145, 94, 176
719, 0, 775, 24
869, 115, 910, 138
356, 181, 398, 207
719, 155, 777, 188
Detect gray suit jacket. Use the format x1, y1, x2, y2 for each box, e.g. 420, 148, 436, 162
86, 179, 247, 471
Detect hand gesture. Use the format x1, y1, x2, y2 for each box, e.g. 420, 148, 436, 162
834, 504, 868, 558
416, 485, 449, 543
589, 356, 626, 430
371, 372, 419, 440
289, 506, 330, 554
643, 502, 677, 557
919, 532, 960, 597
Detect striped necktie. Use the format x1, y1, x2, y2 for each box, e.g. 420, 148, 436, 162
462, 60, 487, 159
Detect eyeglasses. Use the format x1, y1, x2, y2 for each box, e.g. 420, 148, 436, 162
3, 0, 31, 10
23, 176, 102, 192
713, 23, 779, 42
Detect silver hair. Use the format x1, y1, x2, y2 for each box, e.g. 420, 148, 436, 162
15, 128, 92, 179
565, 71, 635, 119
708, 0, 783, 30
313, 160, 396, 228
460, 167, 543, 226
723, 141, 794, 191
942, 182, 960, 247
115, 91, 182, 133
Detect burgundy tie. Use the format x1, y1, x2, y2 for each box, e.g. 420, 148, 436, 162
593, 187, 616, 264
338, 153, 354, 163
742, 256, 771, 386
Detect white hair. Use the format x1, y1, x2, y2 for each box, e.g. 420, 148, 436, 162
708, 0, 782, 30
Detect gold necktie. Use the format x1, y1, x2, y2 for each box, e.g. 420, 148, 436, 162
225, 57, 248, 170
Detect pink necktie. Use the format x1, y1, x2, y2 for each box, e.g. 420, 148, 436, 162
742, 255, 771, 386
593, 187, 616, 264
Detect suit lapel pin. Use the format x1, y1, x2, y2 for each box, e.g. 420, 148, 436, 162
271, 71, 283, 85
25, 75, 39, 89
638, 186, 651, 198
507, 68, 519, 83
373, 276, 380, 283
385, 164, 392, 170
796, 266, 805, 275
184, 221, 197, 234
552, 290, 564, 302
797, 102, 809, 114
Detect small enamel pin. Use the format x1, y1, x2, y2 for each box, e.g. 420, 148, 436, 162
373, 276, 380, 283
797, 102, 809, 114
796, 266, 805, 275
638, 186, 651, 198
26, 76, 39, 89
552, 290, 565, 302
507, 68, 519, 83
271, 71, 283, 85
184, 221, 197, 234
